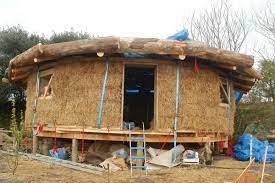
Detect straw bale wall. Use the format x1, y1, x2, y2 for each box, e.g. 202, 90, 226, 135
25, 57, 123, 129
25, 56, 234, 134
156, 61, 235, 133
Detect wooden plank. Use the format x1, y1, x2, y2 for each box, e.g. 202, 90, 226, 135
40, 126, 196, 135
40, 68, 54, 77
38, 131, 214, 142
120, 62, 125, 129
219, 80, 229, 103
40, 61, 58, 71
0, 150, 105, 174
43, 74, 54, 98
154, 63, 158, 130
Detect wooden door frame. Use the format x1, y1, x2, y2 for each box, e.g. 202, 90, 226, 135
120, 61, 158, 130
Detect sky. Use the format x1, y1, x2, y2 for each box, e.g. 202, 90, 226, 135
0, 0, 273, 60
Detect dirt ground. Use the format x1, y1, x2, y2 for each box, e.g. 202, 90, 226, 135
0, 155, 274, 183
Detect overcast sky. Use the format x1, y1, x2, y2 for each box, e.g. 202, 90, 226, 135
0, 0, 273, 60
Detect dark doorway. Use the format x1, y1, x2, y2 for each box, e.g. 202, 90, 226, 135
123, 66, 155, 129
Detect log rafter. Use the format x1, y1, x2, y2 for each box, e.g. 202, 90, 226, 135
8, 36, 259, 93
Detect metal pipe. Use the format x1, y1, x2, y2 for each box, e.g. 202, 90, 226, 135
97, 58, 109, 128
173, 61, 180, 162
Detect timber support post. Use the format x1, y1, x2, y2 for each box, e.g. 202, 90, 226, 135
205, 142, 212, 165
32, 135, 38, 154
42, 138, 49, 156
72, 138, 78, 162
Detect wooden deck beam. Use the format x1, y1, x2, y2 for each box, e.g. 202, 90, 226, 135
37, 130, 227, 143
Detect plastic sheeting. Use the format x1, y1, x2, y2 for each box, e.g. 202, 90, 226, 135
167, 29, 189, 41
233, 133, 275, 163
49, 147, 68, 160
147, 144, 185, 168
234, 90, 243, 105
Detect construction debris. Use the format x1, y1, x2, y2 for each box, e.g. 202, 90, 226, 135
182, 150, 200, 165
147, 144, 185, 168
100, 157, 128, 172
84, 141, 130, 165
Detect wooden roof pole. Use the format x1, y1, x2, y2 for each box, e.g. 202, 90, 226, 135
10, 37, 254, 68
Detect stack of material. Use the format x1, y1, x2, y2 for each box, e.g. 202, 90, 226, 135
85, 141, 129, 165
146, 144, 185, 169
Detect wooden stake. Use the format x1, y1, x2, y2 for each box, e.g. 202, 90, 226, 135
107, 163, 110, 183
42, 138, 49, 156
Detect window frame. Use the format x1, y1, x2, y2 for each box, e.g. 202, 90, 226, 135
38, 69, 54, 99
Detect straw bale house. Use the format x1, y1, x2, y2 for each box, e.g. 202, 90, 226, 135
7, 37, 260, 147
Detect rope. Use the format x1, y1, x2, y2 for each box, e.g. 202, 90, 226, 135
146, 130, 173, 163
156, 130, 173, 156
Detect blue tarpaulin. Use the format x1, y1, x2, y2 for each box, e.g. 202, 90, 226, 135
233, 133, 275, 163
49, 147, 68, 160
167, 29, 189, 41
234, 90, 243, 105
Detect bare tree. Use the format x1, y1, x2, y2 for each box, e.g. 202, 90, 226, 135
255, 0, 275, 60
186, 0, 252, 52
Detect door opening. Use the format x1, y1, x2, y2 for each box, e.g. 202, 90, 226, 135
123, 65, 155, 130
